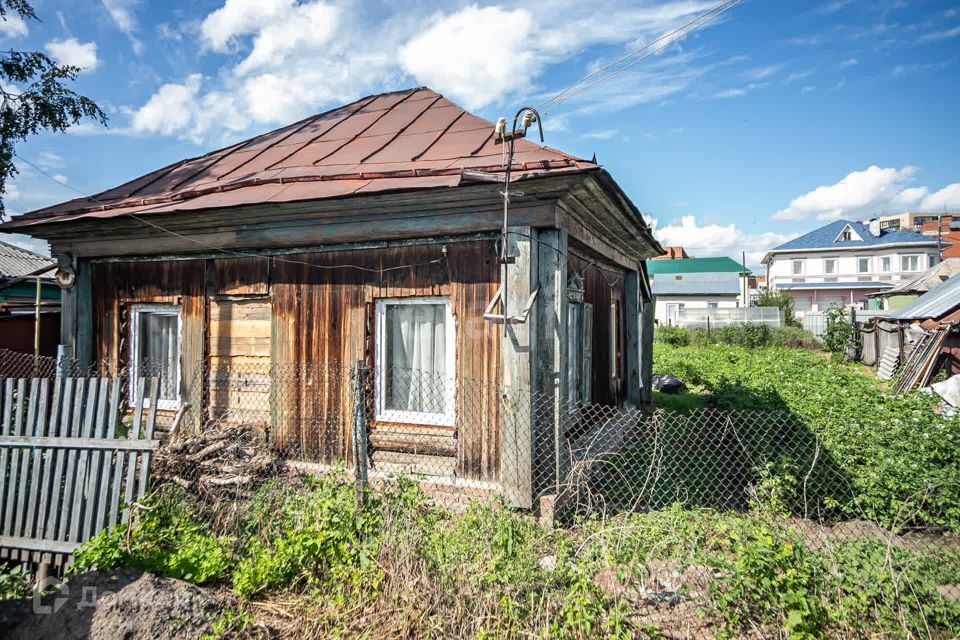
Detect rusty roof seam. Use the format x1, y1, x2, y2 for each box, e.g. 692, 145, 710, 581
310, 88, 421, 166
262, 94, 382, 172
359, 94, 444, 163
412, 110, 467, 161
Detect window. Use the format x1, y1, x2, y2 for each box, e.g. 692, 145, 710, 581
609, 301, 621, 380
708, 302, 719, 309
857, 257, 869, 273
901, 255, 920, 272
929, 253, 940, 267
824, 258, 837, 275
840, 229, 852, 241
792, 260, 804, 275
374, 297, 455, 425
880, 256, 891, 272
567, 296, 593, 407
129, 304, 181, 410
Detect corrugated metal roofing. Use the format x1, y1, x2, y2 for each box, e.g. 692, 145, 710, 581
3, 87, 599, 229
771, 220, 936, 251
646, 257, 748, 275
0, 241, 55, 278
875, 258, 960, 296
652, 272, 740, 295
892, 272, 960, 320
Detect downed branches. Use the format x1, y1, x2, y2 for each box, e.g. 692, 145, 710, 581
152, 424, 281, 498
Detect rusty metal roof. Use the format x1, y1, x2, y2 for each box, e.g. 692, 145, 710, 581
5, 87, 599, 229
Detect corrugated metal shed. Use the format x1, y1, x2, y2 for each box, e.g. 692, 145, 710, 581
2, 87, 598, 230
892, 272, 960, 320
652, 271, 740, 295
0, 241, 54, 278
874, 258, 960, 297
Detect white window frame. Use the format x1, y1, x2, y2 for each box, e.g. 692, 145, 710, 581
900, 254, 920, 272
880, 256, 891, 272
857, 257, 870, 273
791, 259, 804, 276
823, 258, 837, 275
128, 303, 182, 411
374, 296, 455, 426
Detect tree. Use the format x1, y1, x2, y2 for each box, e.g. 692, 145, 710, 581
756, 289, 798, 327
0, 0, 107, 219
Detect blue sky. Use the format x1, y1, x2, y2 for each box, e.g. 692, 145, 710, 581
3, 0, 959, 266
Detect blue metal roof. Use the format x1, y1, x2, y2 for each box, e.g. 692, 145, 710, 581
892, 272, 960, 320
771, 220, 937, 251
777, 281, 893, 290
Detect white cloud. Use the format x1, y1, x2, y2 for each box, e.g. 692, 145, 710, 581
128, 0, 734, 142
52, 174, 68, 184
838, 57, 858, 68
713, 81, 769, 99
785, 69, 814, 83
581, 129, 618, 140
130, 74, 204, 137
919, 24, 960, 43
399, 6, 536, 110
0, 13, 27, 38
920, 183, 960, 211
771, 165, 960, 222
800, 85, 816, 93
44, 38, 100, 72
4, 183, 20, 201
653, 215, 798, 264
102, 0, 142, 53
36, 151, 64, 171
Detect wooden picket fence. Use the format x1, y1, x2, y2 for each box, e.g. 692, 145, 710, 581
0, 376, 159, 557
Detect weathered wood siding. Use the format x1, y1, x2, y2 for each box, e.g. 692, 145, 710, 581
91, 240, 501, 481
208, 298, 271, 425
270, 240, 502, 481
568, 250, 626, 407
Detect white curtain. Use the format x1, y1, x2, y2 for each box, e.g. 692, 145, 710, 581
385, 304, 446, 413
142, 313, 179, 401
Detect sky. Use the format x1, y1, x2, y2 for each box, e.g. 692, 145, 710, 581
2, 0, 959, 267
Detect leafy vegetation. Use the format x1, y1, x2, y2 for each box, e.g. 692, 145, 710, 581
0, 1, 107, 216
653, 342, 960, 530
756, 289, 799, 327
654, 322, 819, 350
69, 476, 960, 639
822, 306, 860, 360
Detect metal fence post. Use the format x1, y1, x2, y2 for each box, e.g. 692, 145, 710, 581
351, 360, 369, 506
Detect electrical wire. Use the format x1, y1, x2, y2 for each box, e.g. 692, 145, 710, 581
12, 153, 445, 274
538, 0, 744, 115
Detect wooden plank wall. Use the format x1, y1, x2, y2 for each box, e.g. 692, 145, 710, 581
270, 240, 502, 481
91, 240, 502, 482
568, 250, 626, 407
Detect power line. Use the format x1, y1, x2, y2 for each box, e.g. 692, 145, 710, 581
12, 153, 445, 274
537, 0, 744, 115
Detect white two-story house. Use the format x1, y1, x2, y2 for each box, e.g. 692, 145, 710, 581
762, 219, 940, 314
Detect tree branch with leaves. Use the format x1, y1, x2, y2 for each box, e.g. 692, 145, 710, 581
0, 0, 107, 219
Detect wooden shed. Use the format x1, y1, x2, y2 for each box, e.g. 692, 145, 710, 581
0, 87, 661, 507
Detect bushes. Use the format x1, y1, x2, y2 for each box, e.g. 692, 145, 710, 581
656, 323, 818, 350
822, 306, 859, 359
653, 342, 960, 530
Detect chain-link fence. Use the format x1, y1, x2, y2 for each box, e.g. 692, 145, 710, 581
4, 355, 960, 638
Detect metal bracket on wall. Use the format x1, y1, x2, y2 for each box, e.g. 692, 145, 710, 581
483, 286, 539, 324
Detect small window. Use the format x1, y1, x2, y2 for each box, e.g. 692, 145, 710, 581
840, 229, 852, 241
857, 258, 869, 273
708, 302, 719, 309
880, 256, 891, 272
900, 255, 920, 272
567, 301, 593, 407
824, 259, 837, 275
929, 253, 940, 267
129, 304, 181, 410
374, 297, 455, 425
792, 260, 804, 275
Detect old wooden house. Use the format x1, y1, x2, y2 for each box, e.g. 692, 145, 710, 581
1, 87, 660, 507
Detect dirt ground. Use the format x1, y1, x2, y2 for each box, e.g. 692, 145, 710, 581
0, 570, 234, 640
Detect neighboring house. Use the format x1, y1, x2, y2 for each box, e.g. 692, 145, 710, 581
868, 258, 960, 310
0, 87, 662, 508
653, 246, 690, 260
918, 215, 959, 259
763, 219, 940, 314
875, 212, 944, 233
0, 241, 59, 357
646, 257, 749, 325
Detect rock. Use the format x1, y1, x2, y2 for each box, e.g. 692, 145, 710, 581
3, 570, 231, 640
537, 555, 556, 571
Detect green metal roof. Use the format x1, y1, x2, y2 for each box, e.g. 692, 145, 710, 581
645, 257, 749, 275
